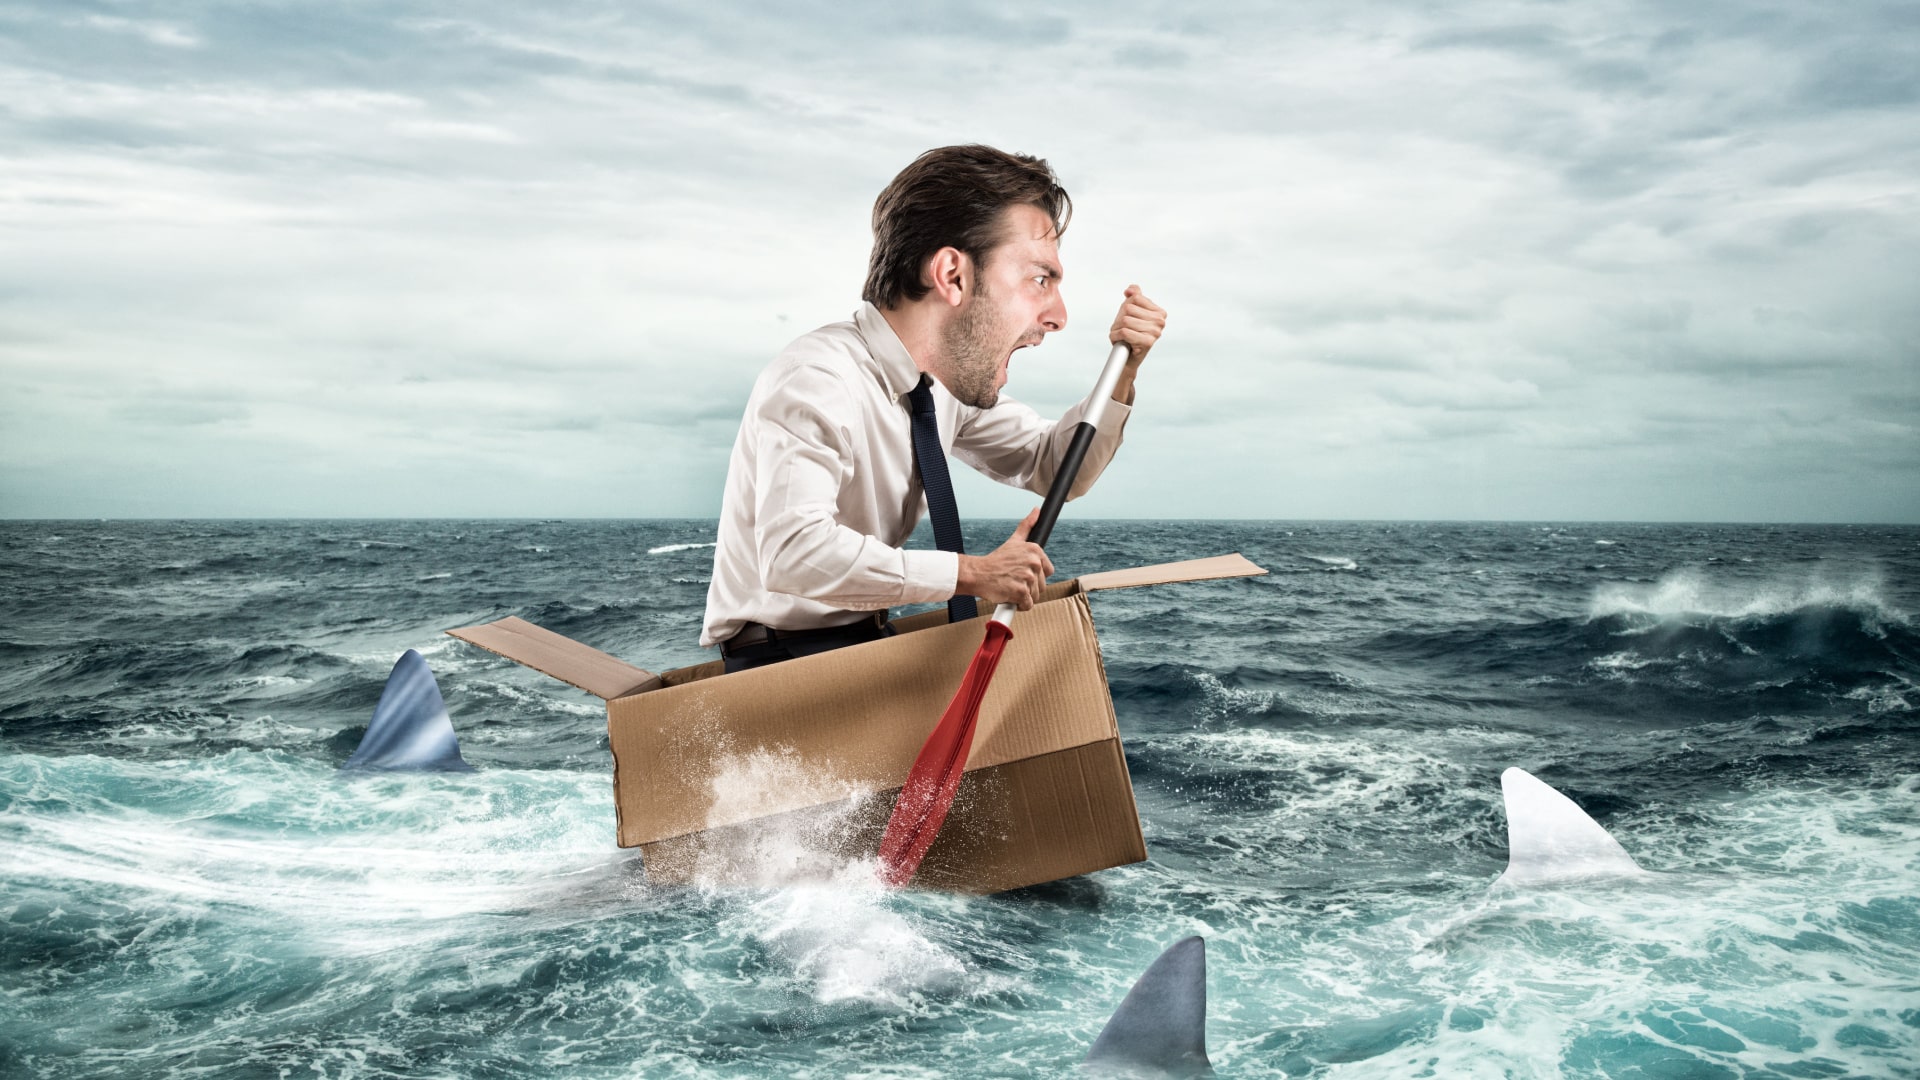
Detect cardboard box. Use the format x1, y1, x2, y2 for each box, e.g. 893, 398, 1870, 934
448, 553, 1267, 894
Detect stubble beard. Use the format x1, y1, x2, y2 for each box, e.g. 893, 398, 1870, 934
940, 286, 1009, 410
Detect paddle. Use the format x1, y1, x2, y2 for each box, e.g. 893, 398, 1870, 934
876, 341, 1135, 887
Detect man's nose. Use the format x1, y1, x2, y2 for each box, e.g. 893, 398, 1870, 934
1041, 292, 1066, 333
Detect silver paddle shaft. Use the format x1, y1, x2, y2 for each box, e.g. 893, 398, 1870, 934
991, 342, 1133, 628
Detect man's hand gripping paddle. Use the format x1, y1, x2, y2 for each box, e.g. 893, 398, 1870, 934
876, 342, 1134, 887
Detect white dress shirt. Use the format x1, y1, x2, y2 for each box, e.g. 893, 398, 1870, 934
701, 302, 1131, 647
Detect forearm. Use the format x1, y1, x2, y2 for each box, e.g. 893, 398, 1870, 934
759, 510, 957, 609
952, 395, 1131, 502
1032, 394, 1130, 500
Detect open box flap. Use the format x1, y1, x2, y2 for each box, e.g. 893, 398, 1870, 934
447, 554, 1268, 701
1076, 552, 1266, 592
447, 616, 660, 700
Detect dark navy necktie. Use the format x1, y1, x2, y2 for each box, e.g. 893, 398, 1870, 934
907, 374, 978, 622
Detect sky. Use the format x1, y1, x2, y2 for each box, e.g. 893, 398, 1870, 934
1, 1, 1915, 522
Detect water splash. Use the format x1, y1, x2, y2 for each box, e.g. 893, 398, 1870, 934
684, 749, 974, 1008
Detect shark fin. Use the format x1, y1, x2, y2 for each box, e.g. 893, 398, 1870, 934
1084, 936, 1211, 1076
341, 649, 471, 772
1497, 767, 1642, 885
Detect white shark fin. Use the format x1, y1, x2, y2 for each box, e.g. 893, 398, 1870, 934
341, 649, 471, 772
1497, 767, 1643, 886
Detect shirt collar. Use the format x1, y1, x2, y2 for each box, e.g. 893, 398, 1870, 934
853, 301, 926, 403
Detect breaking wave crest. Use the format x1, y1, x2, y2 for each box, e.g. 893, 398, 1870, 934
648, 542, 717, 555
1589, 569, 1902, 626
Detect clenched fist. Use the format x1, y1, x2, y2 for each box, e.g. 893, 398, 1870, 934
955, 508, 1055, 611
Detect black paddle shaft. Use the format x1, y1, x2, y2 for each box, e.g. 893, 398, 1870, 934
1027, 421, 1099, 551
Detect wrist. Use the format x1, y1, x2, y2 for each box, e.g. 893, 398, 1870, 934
954, 553, 979, 598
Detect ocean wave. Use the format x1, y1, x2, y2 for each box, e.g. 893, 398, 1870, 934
1303, 555, 1358, 571
1184, 668, 1366, 724
475, 680, 606, 718
648, 542, 717, 555
1588, 651, 1669, 674
0, 749, 617, 928
34, 641, 353, 696
4, 519, 1918, 1079
1844, 679, 1913, 714
1590, 569, 1903, 624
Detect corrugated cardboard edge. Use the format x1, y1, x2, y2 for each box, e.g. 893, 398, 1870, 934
1078, 552, 1267, 592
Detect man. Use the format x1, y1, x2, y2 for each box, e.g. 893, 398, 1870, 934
702, 144, 1166, 673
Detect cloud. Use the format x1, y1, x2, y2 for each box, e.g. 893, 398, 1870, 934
1112, 42, 1189, 69
82, 15, 201, 50
113, 399, 250, 427
0, 0, 1914, 521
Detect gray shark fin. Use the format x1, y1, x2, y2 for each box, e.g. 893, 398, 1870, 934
1084, 936, 1211, 1076
341, 649, 471, 772
1497, 767, 1643, 885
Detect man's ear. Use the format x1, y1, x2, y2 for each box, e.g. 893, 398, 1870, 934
922, 246, 972, 308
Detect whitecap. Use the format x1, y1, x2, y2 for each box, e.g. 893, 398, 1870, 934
1304, 555, 1358, 571
481, 681, 605, 717
648, 542, 717, 555
0, 752, 618, 942
230, 675, 306, 690
1844, 681, 1912, 713
1589, 651, 1658, 673
1588, 568, 1902, 623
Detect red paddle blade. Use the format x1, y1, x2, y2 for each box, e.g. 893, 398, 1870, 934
876, 620, 1014, 887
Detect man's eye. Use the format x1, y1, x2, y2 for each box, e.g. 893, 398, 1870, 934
1034, 276, 1049, 288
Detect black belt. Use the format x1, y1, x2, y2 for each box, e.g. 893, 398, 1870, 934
720, 612, 892, 657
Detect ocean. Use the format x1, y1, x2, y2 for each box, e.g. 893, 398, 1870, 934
2, 519, 1917, 1078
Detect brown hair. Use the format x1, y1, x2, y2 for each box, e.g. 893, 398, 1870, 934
863, 145, 1072, 309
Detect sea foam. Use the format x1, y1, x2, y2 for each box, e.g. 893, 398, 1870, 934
689, 749, 973, 1008
1589, 568, 1900, 623
648, 542, 717, 555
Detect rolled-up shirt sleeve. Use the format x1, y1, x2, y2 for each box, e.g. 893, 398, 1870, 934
950, 392, 1131, 500
752, 363, 959, 610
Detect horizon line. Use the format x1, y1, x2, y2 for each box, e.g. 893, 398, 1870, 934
4, 516, 1917, 527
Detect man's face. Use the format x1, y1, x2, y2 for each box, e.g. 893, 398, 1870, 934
940, 203, 1069, 409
